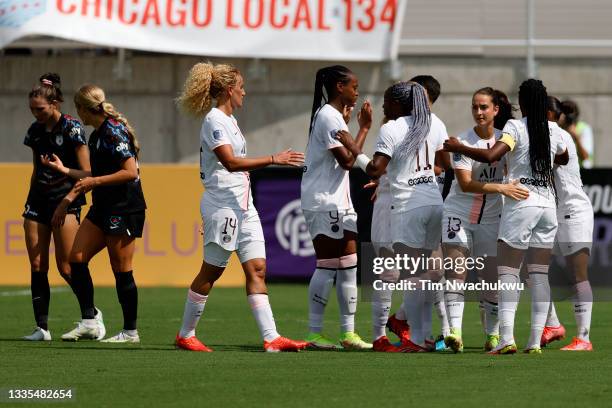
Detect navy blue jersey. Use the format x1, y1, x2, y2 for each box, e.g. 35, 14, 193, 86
24, 114, 87, 205
88, 118, 146, 214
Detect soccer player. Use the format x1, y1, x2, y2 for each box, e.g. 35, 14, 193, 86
443, 79, 569, 354
174, 62, 307, 352
59, 85, 146, 343
559, 100, 594, 168
21, 73, 105, 341
337, 81, 448, 352
301, 65, 373, 350
540, 96, 594, 351
377, 75, 450, 351
442, 87, 528, 353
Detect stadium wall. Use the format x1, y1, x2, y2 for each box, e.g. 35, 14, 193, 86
1, 55, 612, 166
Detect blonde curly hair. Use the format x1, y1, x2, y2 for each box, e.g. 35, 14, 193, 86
74, 84, 140, 157
177, 62, 241, 116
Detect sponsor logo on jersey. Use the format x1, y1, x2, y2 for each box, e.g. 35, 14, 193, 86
275, 199, 314, 257
519, 177, 547, 187
116, 142, 130, 152
69, 127, 81, 137
407, 176, 434, 186
213, 130, 223, 141
453, 153, 462, 162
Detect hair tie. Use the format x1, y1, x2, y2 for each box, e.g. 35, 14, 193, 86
41, 79, 53, 86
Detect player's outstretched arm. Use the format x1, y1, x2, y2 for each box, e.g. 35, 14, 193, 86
40, 148, 92, 180
214, 144, 304, 172
444, 136, 509, 164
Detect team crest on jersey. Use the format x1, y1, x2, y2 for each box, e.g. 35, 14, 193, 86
222, 234, 232, 243
55, 134, 64, 146
453, 153, 462, 162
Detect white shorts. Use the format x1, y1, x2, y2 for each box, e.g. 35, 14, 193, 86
371, 191, 392, 252
303, 208, 358, 240
442, 213, 499, 257
498, 206, 558, 250
391, 205, 443, 250
554, 213, 594, 256
201, 202, 266, 267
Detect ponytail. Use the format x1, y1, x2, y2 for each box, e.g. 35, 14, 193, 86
177, 62, 241, 117
519, 79, 554, 193
473, 87, 515, 130
387, 81, 431, 159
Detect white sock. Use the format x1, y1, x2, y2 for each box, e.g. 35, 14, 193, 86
498, 266, 520, 346
482, 300, 499, 335
308, 268, 336, 333
395, 292, 407, 320
574, 280, 593, 341
336, 265, 358, 333
248, 294, 280, 342
404, 277, 424, 346
546, 301, 561, 327
526, 265, 551, 349
433, 277, 450, 336
179, 289, 207, 338
371, 287, 392, 341
444, 279, 464, 332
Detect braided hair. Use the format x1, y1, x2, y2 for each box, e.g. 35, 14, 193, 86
386, 81, 431, 159
309, 65, 353, 134
519, 79, 554, 192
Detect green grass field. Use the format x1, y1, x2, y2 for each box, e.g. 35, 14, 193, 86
1, 284, 611, 407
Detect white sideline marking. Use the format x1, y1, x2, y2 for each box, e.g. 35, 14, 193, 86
0, 287, 70, 297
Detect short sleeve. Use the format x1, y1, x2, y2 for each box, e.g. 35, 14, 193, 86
375, 125, 395, 158
320, 114, 344, 150
435, 120, 449, 151
452, 149, 473, 171
500, 121, 519, 151
554, 133, 567, 155
202, 119, 231, 151
102, 123, 135, 163
65, 120, 87, 146
23, 124, 36, 148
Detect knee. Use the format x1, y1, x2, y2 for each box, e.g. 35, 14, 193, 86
245, 259, 266, 282
30, 258, 49, 273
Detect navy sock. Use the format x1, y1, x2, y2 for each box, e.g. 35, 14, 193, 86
31, 270, 50, 330
70, 262, 96, 319
114, 271, 138, 331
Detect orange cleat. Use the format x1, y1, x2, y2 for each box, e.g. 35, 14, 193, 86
264, 336, 309, 352
373, 336, 403, 352
175, 333, 213, 352
540, 325, 566, 347
386, 314, 411, 344
560, 337, 593, 351
398, 339, 427, 353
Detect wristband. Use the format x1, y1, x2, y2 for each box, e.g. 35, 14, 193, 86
355, 153, 371, 172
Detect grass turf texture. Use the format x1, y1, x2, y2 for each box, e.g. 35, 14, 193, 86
1, 284, 611, 407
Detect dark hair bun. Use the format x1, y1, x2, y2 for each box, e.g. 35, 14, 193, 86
39, 72, 61, 88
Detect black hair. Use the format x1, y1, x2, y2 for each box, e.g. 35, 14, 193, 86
547, 96, 563, 121
409, 75, 441, 104
473, 87, 515, 129
561, 99, 580, 126
309, 65, 353, 134
518, 79, 554, 193
28, 72, 64, 103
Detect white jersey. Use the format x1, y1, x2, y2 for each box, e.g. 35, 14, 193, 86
437, 171, 446, 196
552, 122, 592, 220
444, 128, 505, 224
301, 104, 352, 211
200, 108, 252, 210
375, 114, 448, 213
501, 118, 566, 210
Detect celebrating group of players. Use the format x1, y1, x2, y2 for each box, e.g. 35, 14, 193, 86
21, 64, 594, 354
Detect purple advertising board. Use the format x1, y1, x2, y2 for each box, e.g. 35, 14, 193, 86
253, 174, 316, 280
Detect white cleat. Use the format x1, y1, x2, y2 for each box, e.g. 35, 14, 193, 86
94, 308, 106, 340
101, 330, 140, 344
61, 321, 100, 341
23, 327, 51, 341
